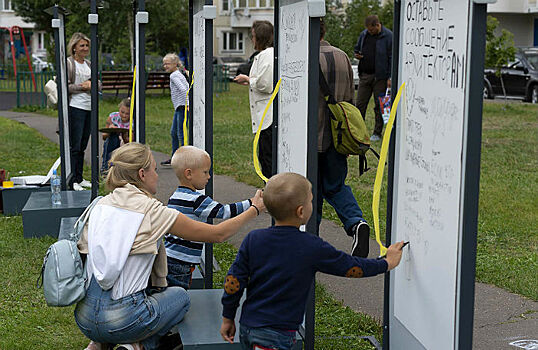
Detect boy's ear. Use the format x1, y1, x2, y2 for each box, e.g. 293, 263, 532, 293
184, 168, 192, 179
296, 205, 304, 220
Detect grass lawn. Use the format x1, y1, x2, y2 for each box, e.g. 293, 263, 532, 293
0, 116, 381, 349
2, 85, 536, 349
95, 84, 535, 300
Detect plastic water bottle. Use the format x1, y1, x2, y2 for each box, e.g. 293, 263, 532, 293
51, 169, 61, 206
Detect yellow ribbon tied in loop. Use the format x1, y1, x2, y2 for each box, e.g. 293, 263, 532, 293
183, 71, 194, 146
372, 82, 405, 257
129, 65, 137, 143
253, 78, 282, 183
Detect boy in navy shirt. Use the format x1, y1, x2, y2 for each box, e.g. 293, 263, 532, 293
220, 172, 404, 349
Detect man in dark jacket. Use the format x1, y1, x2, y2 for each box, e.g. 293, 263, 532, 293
354, 15, 392, 141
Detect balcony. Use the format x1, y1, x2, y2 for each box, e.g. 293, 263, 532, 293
229, 0, 274, 28
488, 0, 538, 13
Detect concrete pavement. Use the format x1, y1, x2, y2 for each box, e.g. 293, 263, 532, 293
2, 109, 536, 350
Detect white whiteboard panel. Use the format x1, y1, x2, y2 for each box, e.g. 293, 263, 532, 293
192, 9, 206, 151
392, 1, 470, 349
277, 0, 309, 176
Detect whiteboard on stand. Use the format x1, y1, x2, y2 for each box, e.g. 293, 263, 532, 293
390, 1, 471, 349
277, 0, 309, 176
192, 6, 206, 151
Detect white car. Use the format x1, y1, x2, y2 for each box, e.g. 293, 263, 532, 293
32, 54, 53, 72
351, 58, 359, 90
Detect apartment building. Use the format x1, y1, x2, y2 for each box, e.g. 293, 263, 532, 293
0, 0, 47, 64
488, 0, 538, 47
213, 0, 274, 62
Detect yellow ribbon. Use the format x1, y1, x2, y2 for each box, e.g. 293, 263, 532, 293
372, 82, 405, 256
183, 71, 194, 146
129, 65, 137, 143
253, 78, 282, 183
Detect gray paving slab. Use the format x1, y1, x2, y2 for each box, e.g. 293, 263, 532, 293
1, 110, 536, 349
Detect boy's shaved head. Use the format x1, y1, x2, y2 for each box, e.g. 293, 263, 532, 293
264, 173, 312, 221
171, 146, 210, 180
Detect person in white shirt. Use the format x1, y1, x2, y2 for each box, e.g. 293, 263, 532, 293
66, 32, 98, 191
161, 53, 190, 166
76, 142, 264, 350
233, 21, 274, 178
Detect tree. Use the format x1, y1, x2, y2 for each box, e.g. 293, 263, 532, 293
11, 0, 188, 66
324, 0, 394, 58
484, 15, 516, 100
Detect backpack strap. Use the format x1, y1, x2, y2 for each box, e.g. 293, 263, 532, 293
71, 196, 103, 242
319, 64, 337, 105
359, 148, 381, 176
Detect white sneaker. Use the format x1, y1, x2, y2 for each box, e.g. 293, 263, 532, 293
79, 179, 92, 188
73, 182, 85, 191
370, 134, 381, 142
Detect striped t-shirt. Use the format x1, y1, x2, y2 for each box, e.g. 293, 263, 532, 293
170, 70, 189, 110
164, 186, 251, 263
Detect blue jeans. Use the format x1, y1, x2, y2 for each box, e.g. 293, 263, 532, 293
317, 145, 364, 235
74, 277, 190, 350
240, 325, 297, 350
170, 106, 186, 156
101, 133, 121, 172
166, 257, 195, 290
68, 106, 91, 185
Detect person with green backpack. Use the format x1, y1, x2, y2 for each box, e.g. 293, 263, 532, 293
317, 19, 371, 258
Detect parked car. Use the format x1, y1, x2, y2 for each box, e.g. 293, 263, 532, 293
351, 58, 360, 90
32, 54, 53, 72
484, 47, 538, 103
214, 56, 246, 80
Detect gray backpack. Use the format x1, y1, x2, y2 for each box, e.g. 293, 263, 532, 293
37, 196, 102, 307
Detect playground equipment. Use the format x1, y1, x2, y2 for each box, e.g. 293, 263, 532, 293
0, 25, 37, 91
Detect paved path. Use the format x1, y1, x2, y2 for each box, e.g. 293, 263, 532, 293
2, 110, 536, 349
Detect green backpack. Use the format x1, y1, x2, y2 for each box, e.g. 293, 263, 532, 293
319, 64, 379, 175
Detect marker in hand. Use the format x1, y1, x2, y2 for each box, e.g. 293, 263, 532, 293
377, 241, 409, 260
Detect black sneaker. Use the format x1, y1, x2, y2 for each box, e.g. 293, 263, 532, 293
351, 221, 370, 258
160, 159, 171, 166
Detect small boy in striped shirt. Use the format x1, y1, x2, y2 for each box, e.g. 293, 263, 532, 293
164, 145, 261, 289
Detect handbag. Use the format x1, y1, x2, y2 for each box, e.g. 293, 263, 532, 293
44, 78, 58, 108
37, 196, 102, 307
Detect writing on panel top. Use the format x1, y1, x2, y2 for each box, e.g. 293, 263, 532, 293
403, 0, 465, 90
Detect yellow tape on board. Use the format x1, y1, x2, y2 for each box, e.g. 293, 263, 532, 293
253, 78, 282, 183
372, 82, 405, 256
129, 65, 137, 143
183, 72, 194, 146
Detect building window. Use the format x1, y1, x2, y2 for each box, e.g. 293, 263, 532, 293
222, 0, 229, 12
3, 0, 12, 11
233, 0, 272, 8
222, 31, 244, 53
38, 32, 45, 50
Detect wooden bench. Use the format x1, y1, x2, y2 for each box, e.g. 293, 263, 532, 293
101, 71, 170, 96
175, 289, 303, 349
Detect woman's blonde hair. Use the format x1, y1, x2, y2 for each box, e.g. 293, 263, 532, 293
163, 53, 183, 69
67, 32, 91, 57
105, 142, 153, 195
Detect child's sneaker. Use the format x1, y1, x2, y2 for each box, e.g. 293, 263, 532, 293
160, 159, 172, 166
351, 221, 370, 258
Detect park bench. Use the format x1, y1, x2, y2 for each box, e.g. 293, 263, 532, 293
101, 71, 170, 96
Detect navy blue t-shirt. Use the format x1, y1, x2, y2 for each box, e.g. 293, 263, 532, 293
221, 226, 388, 330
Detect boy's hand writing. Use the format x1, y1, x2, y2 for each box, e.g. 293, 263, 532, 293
251, 189, 265, 213
220, 317, 236, 344
385, 241, 405, 270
